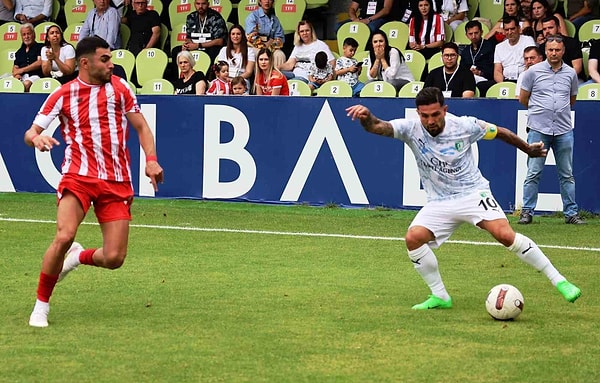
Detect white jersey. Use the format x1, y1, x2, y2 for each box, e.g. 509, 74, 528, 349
390, 113, 492, 202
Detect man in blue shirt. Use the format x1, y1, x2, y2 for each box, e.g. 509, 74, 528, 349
79, 0, 122, 49
518, 34, 584, 225
245, 0, 286, 66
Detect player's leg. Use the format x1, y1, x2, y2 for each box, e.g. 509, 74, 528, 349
92, 220, 130, 269
520, 130, 551, 224
407, 203, 460, 310
29, 192, 86, 327
478, 219, 581, 302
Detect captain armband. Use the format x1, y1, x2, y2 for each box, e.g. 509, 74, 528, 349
483, 123, 498, 140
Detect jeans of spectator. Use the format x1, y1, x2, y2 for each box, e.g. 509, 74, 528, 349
522, 129, 578, 217
283, 71, 308, 83
336, 18, 386, 33
352, 82, 365, 96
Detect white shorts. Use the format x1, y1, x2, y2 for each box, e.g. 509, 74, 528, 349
409, 189, 507, 248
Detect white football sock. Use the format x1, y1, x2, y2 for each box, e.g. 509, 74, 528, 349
508, 233, 565, 286
408, 244, 450, 300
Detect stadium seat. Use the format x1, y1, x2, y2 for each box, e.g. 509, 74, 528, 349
0, 49, 17, 77
478, 0, 504, 26
485, 81, 517, 99
169, 0, 194, 30
577, 19, 600, 43
35, 22, 56, 43
444, 22, 453, 43
237, 0, 260, 29
288, 79, 312, 96
336, 21, 370, 54
275, 0, 306, 35
380, 21, 409, 51
51, 0, 61, 22
397, 80, 424, 98
0, 22, 22, 51
576, 83, 600, 100
135, 48, 168, 88
453, 22, 490, 45
583, 49, 590, 79
306, 0, 328, 9
140, 79, 175, 94
171, 23, 188, 52
64, 0, 93, 26
315, 80, 353, 97
120, 24, 131, 50
359, 80, 397, 97
189, 50, 212, 74
467, 0, 479, 21
29, 78, 62, 93
64, 23, 83, 45
112, 49, 136, 80
147, 0, 163, 15
209, 0, 233, 22
564, 19, 576, 38
0, 76, 25, 93
354, 50, 370, 84
403, 50, 426, 81
160, 23, 169, 51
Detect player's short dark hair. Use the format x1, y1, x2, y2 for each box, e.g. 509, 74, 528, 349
343, 37, 359, 49
76, 36, 110, 61
315, 51, 327, 69
416, 87, 445, 107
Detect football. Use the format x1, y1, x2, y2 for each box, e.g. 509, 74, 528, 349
485, 284, 524, 320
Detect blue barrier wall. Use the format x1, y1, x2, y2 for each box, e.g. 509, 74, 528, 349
1, 93, 599, 212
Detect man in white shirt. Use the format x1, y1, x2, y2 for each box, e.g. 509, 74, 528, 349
493, 16, 536, 83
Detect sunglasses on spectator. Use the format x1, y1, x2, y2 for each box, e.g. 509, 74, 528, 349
546, 35, 563, 42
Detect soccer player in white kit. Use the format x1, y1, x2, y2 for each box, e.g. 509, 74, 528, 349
346, 87, 581, 309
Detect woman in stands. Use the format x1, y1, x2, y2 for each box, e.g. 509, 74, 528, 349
173, 50, 208, 95
41, 24, 77, 84
368, 29, 414, 94
278, 20, 335, 82
485, 0, 532, 42
435, 0, 469, 31
254, 48, 289, 96
217, 24, 255, 90
408, 0, 445, 60
530, 0, 568, 43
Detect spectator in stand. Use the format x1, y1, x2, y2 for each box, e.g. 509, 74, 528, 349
0, 0, 15, 26
278, 20, 335, 82
307, 51, 334, 91
459, 20, 496, 96
565, 0, 599, 30
206, 61, 231, 95
41, 24, 77, 84
425, 42, 476, 97
245, 0, 285, 67
515, 45, 543, 93
79, 0, 122, 50
217, 24, 255, 89
493, 16, 536, 83
13, 23, 43, 92
435, 0, 469, 31
13, 0, 50, 25
172, 0, 227, 69
368, 29, 414, 94
585, 39, 600, 84
538, 15, 583, 81
173, 50, 208, 95
519, 34, 584, 225
231, 75, 248, 95
336, 0, 395, 33
336, 37, 365, 97
122, 0, 160, 56
408, 0, 445, 60
255, 48, 289, 95
392, 0, 420, 24
530, 0, 567, 44
485, 0, 531, 43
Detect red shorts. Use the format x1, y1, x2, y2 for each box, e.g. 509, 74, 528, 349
57, 174, 134, 223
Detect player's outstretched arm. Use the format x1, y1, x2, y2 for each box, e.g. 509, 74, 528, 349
345, 105, 394, 137
127, 112, 164, 191
495, 126, 547, 158
24, 124, 60, 151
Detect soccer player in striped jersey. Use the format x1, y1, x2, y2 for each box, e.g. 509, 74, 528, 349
346, 87, 581, 310
24, 36, 164, 327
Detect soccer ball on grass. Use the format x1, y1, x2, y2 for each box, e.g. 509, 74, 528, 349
485, 284, 524, 320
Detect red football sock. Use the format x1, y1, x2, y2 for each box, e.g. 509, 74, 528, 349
79, 249, 97, 266
37, 272, 59, 303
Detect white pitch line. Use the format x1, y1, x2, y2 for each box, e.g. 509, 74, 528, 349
1, 217, 599, 252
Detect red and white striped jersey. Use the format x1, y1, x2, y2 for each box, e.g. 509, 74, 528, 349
33, 76, 141, 182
